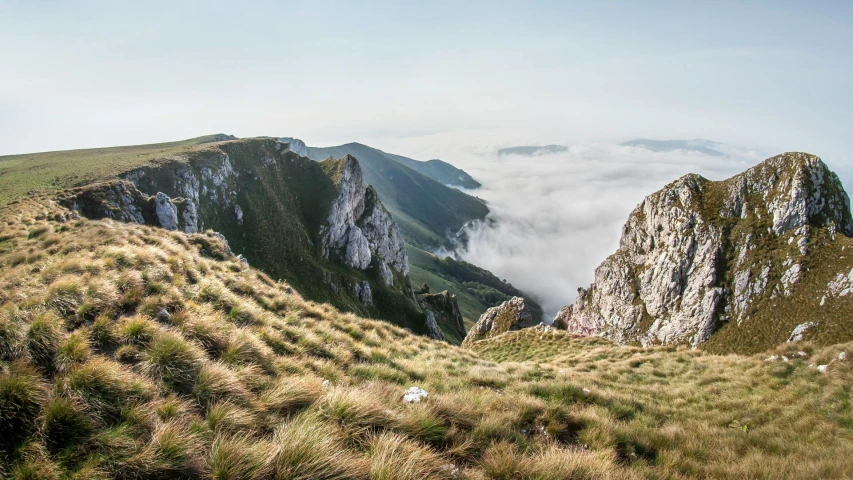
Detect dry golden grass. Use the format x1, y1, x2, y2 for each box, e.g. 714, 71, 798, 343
0, 196, 851, 479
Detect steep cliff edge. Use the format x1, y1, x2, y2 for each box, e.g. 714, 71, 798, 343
57, 138, 428, 333
554, 152, 853, 353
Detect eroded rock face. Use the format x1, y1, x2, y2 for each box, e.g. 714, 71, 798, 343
554, 152, 853, 348
278, 137, 309, 157
424, 310, 444, 341
354, 280, 373, 306
321, 156, 409, 284
787, 322, 818, 342
154, 192, 179, 231
462, 297, 535, 346
123, 151, 239, 235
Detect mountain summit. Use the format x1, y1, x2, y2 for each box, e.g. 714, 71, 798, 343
554, 152, 853, 352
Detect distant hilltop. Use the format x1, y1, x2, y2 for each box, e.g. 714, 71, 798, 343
497, 145, 569, 156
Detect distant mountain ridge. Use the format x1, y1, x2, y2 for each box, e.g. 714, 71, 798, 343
497, 145, 569, 156
388, 155, 480, 189
621, 138, 726, 156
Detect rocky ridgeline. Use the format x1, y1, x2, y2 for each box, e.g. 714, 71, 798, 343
462, 296, 536, 346
553, 152, 853, 348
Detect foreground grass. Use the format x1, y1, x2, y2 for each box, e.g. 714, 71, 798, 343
0, 196, 851, 479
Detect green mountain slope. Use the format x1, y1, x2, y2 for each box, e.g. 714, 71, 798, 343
0, 136, 426, 334
0, 134, 541, 336
296, 142, 488, 250
386, 154, 480, 189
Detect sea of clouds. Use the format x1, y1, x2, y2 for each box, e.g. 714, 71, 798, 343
372, 132, 771, 319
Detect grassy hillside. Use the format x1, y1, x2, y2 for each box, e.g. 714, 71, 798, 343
0, 135, 234, 206
1, 198, 852, 479
386, 154, 480, 189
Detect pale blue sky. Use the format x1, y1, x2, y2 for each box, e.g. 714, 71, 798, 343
2, 1, 852, 166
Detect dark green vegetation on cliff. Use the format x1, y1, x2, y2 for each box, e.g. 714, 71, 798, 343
408, 248, 544, 329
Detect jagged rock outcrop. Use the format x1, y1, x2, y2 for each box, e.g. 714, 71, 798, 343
419, 290, 466, 341
354, 280, 373, 306
320, 155, 409, 285
787, 322, 818, 342
554, 152, 853, 348
462, 297, 536, 346
154, 192, 179, 231
58, 181, 198, 234
424, 311, 443, 341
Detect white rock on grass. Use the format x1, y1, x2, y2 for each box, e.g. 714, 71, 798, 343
403, 386, 428, 403
839, 352, 847, 361
817, 364, 828, 373
787, 322, 818, 342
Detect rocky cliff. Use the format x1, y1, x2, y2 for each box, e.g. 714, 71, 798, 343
462, 296, 536, 346
58, 138, 428, 334
554, 152, 853, 352
319, 155, 408, 285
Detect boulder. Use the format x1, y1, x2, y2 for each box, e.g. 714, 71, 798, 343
462, 297, 535, 347
403, 386, 428, 403
787, 322, 818, 342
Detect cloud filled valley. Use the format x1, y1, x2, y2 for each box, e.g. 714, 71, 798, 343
382, 136, 774, 318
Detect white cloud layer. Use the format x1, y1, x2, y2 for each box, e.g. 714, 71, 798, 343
373, 133, 771, 318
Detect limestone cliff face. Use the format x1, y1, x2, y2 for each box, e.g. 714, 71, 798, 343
554, 153, 853, 348
319, 155, 409, 285
462, 297, 536, 346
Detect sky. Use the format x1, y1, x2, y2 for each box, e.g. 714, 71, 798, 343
1, 1, 852, 160
3, 1, 853, 316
